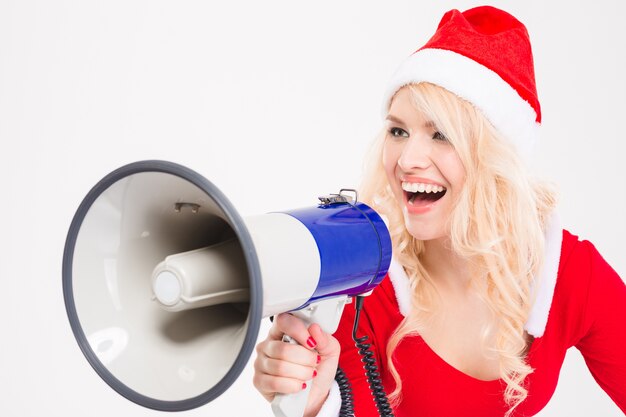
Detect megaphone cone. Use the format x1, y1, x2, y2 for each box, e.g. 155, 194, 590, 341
63, 160, 391, 415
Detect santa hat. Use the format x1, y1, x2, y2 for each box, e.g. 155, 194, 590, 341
383, 6, 540, 160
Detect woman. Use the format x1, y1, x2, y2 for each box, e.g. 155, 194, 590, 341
253, 6, 626, 417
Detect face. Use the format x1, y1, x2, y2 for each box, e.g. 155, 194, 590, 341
383, 87, 466, 242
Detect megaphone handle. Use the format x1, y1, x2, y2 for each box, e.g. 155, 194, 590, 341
270, 297, 349, 417
271, 334, 313, 417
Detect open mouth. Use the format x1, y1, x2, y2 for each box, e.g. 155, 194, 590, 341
402, 181, 447, 206
406, 189, 446, 204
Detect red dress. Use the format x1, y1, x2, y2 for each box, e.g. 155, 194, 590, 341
330, 230, 626, 416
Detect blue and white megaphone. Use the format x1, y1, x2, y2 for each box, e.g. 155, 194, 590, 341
63, 160, 391, 416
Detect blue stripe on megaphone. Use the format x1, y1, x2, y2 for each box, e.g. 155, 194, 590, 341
281, 202, 392, 309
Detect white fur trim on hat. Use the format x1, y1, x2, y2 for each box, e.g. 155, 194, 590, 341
387, 212, 563, 337
383, 48, 540, 161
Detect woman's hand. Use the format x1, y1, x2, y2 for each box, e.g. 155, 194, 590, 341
253, 313, 341, 417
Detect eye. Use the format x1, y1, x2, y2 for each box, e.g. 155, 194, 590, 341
432, 131, 448, 142
389, 127, 409, 138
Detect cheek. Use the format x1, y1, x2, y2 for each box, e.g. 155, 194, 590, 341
382, 141, 400, 182
440, 150, 466, 188
452, 158, 467, 189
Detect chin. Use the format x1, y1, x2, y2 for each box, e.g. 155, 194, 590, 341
403, 214, 446, 242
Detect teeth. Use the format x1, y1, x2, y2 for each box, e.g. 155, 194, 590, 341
402, 181, 446, 193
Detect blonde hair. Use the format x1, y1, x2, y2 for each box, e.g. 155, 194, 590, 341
359, 83, 558, 416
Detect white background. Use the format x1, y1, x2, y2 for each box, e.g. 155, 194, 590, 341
1, 0, 625, 416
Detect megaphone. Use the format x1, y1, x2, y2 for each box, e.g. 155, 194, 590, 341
62, 160, 391, 416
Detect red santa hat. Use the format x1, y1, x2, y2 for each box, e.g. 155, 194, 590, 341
383, 6, 540, 160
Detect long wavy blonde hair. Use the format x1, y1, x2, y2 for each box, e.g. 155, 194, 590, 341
359, 83, 558, 416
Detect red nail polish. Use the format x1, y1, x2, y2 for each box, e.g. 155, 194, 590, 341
313, 370, 318, 378
316, 355, 321, 364
302, 382, 307, 390
306, 337, 317, 348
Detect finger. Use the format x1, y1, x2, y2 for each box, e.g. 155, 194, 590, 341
308, 324, 340, 358
253, 373, 309, 396
269, 313, 318, 349
262, 357, 317, 381
264, 340, 321, 367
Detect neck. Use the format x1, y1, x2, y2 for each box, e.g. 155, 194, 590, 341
421, 237, 473, 294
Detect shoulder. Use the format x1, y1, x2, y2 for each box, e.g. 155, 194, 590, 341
551, 229, 594, 315
555, 229, 617, 295
558, 229, 619, 271
363, 273, 405, 325
334, 272, 403, 338
545, 229, 624, 344
523, 215, 617, 338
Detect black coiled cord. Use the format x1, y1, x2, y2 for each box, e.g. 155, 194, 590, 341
335, 295, 395, 417
335, 366, 354, 417
353, 296, 395, 417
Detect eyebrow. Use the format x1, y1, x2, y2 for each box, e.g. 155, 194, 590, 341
385, 114, 406, 125
385, 114, 436, 129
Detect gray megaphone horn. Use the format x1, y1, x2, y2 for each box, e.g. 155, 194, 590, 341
63, 160, 391, 416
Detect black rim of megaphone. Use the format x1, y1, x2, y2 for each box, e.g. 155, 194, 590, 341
62, 160, 263, 411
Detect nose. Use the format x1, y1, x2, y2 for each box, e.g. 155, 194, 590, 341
398, 135, 432, 171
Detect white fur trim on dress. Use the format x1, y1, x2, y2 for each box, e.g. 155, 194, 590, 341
382, 48, 540, 161
387, 212, 563, 337
314, 380, 341, 417
388, 257, 413, 317
524, 212, 563, 337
